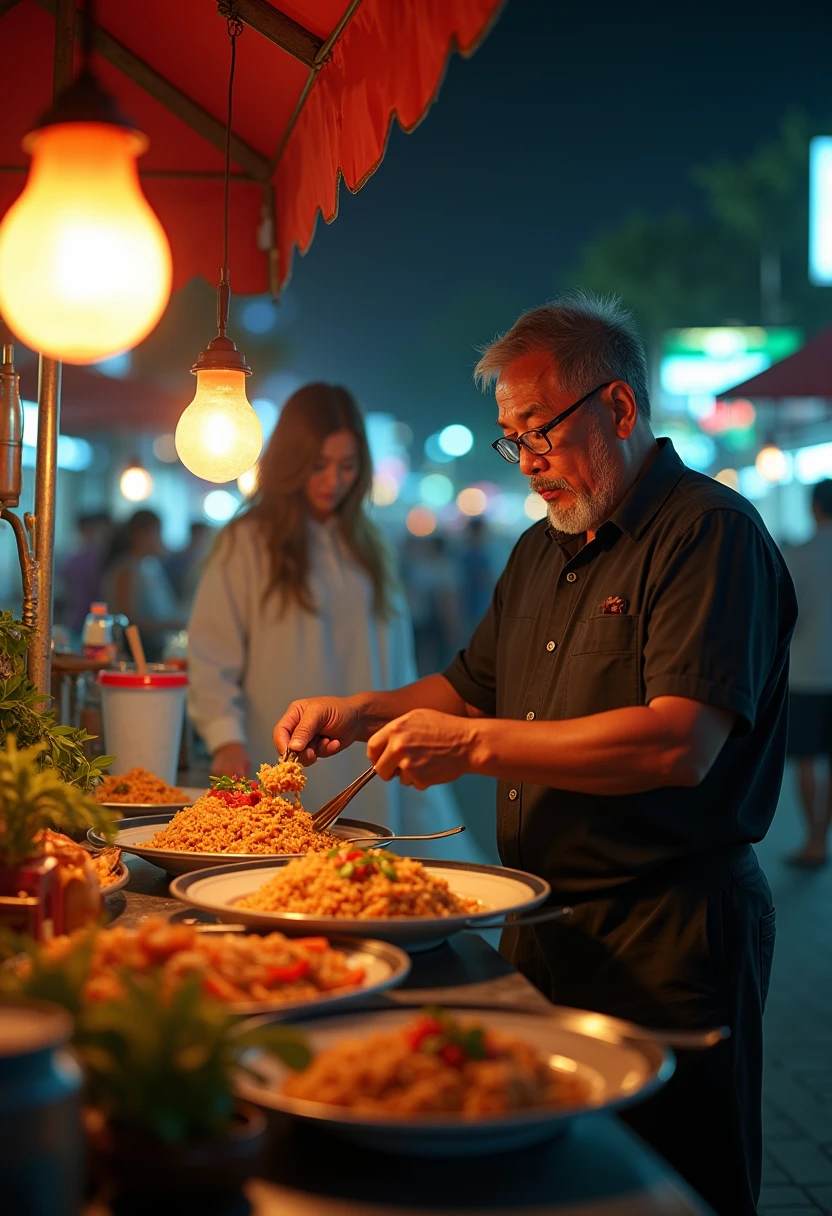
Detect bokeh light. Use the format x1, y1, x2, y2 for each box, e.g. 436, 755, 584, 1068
406, 506, 437, 536
457, 486, 487, 516
714, 468, 739, 491
419, 473, 454, 508
373, 472, 400, 506
120, 464, 152, 502
423, 433, 456, 464
524, 492, 548, 521
438, 424, 474, 457
240, 299, 277, 334
755, 444, 788, 484
203, 489, 239, 523
152, 433, 178, 463
237, 464, 260, 497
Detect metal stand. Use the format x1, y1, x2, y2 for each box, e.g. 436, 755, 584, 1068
25, 0, 75, 695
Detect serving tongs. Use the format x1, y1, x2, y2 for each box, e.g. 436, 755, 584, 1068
305, 760, 378, 832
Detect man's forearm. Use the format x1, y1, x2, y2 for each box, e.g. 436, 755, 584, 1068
469, 706, 707, 795
350, 675, 471, 740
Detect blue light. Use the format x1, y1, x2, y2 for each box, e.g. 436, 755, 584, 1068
438, 424, 474, 457
424, 433, 455, 464
241, 299, 278, 334
252, 397, 280, 441
203, 489, 240, 522
419, 473, 454, 508
94, 352, 131, 379
21, 401, 93, 471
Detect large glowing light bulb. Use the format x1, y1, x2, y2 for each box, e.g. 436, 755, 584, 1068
175, 368, 262, 483
0, 123, 172, 364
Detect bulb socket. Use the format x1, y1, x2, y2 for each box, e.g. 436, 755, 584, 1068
190, 335, 252, 376
24, 69, 146, 153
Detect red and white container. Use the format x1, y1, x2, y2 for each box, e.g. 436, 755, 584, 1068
97, 669, 188, 785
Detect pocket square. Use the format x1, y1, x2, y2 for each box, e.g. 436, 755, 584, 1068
599, 595, 628, 615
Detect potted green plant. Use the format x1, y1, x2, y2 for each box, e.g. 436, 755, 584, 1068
0, 930, 311, 1203
0, 734, 117, 938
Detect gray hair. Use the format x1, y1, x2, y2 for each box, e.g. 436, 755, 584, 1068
474, 291, 651, 422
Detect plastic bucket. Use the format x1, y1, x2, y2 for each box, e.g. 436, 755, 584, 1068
98, 668, 188, 785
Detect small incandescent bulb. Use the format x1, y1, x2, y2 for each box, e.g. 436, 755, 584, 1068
175, 368, 262, 484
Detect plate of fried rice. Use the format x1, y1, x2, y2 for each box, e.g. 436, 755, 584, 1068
2, 917, 411, 1018
169, 853, 551, 950
88, 760, 393, 873
93, 766, 204, 812
234, 1005, 674, 1155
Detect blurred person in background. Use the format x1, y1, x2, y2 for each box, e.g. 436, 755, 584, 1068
402, 533, 461, 674
164, 521, 215, 611
783, 478, 832, 867
56, 512, 113, 639
187, 382, 467, 845
458, 516, 495, 640
104, 509, 185, 663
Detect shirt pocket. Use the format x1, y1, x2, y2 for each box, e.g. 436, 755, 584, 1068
564, 614, 640, 718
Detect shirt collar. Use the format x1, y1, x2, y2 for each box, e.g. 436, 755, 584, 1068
546, 437, 685, 548
607, 438, 686, 541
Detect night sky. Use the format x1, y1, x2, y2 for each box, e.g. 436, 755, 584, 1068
273, 0, 832, 443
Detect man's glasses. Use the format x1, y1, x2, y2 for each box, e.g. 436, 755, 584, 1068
492, 382, 613, 464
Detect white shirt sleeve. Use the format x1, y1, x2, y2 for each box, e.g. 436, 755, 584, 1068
186, 534, 251, 754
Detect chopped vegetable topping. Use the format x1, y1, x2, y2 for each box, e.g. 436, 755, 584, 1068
208, 774, 262, 808
326, 845, 400, 882
405, 1007, 496, 1066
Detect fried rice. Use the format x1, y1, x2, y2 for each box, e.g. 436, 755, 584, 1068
142, 793, 340, 854
94, 767, 187, 805
236, 849, 483, 918
7, 918, 366, 1006
283, 1008, 590, 1115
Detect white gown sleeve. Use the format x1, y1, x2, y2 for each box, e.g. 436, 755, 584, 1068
186, 536, 251, 755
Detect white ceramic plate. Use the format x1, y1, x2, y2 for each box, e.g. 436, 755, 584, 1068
96, 786, 206, 813
214, 932, 411, 1017
169, 858, 550, 951
99, 860, 130, 895
235, 1005, 674, 1156
88, 815, 394, 875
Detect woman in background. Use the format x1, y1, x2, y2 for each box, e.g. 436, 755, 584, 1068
104, 509, 184, 662
187, 383, 468, 846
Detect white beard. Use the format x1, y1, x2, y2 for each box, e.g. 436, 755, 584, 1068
536, 411, 624, 535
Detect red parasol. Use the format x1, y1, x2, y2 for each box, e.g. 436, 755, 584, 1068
721, 326, 832, 400
0, 0, 503, 294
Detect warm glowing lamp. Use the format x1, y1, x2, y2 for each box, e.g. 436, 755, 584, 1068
174, 15, 262, 485
0, 49, 171, 364
120, 460, 153, 502
755, 443, 787, 484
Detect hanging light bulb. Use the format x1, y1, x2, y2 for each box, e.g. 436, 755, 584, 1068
120, 458, 153, 502
0, 4, 171, 364
174, 13, 262, 484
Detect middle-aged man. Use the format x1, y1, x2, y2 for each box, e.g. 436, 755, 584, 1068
274, 294, 797, 1216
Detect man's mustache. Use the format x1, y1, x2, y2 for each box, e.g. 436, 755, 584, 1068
529, 477, 573, 493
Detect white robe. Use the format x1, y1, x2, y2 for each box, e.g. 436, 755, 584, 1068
186, 518, 480, 859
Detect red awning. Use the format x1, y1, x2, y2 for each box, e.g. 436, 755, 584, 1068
0, 0, 502, 294
721, 326, 832, 400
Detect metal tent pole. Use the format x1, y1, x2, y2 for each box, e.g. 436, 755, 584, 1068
27, 0, 75, 695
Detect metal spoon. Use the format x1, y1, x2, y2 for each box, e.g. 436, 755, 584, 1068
343, 826, 467, 848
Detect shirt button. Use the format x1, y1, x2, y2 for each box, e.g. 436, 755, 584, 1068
566, 572, 577, 583
546, 640, 556, 652
526, 711, 536, 721
508, 789, 518, 801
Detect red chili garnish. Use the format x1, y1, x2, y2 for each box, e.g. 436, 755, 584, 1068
406, 1017, 445, 1051
439, 1042, 467, 1068
266, 959, 311, 984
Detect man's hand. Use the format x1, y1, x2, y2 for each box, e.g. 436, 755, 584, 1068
367, 709, 479, 789
211, 742, 251, 780
273, 697, 364, 767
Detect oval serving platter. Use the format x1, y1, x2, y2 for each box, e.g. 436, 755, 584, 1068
169, 857, 550, 951
89, 814, 394, 875
234, 1005, 674, 1155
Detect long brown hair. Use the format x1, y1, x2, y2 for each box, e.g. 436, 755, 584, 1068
224, 383, 394, 618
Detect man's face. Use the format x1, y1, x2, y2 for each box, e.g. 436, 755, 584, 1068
495, 350, 627, 534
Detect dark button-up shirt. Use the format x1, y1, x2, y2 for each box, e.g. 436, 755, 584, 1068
444, 440, 797, 898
